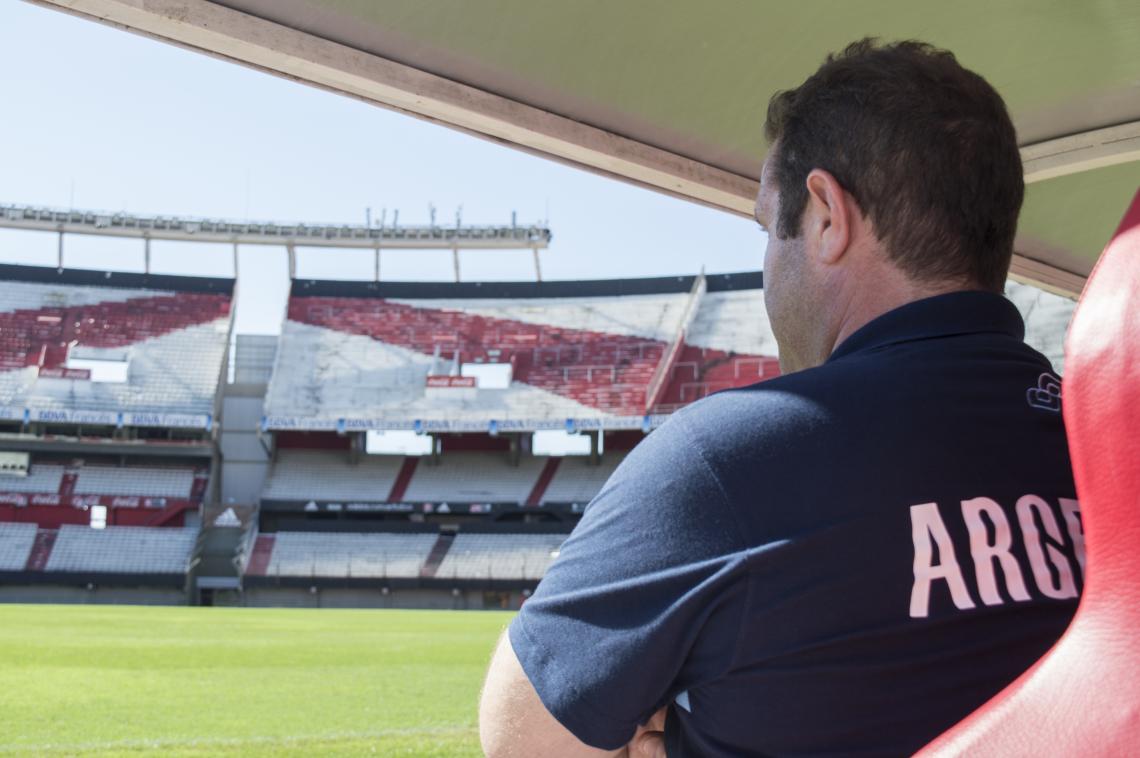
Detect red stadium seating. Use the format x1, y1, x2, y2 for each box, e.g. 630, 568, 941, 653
654, 345, 781, 409
0, 294, 231, 372
291, 297, 675, 416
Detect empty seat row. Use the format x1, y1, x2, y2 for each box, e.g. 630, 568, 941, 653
263, 531, 438, 578
0, 464, 65, 493
403, 452, 548, 504
262, 450, 404, 501
260, 449, 625, 505
0, 522, 37, 570
73, 466, 197, 498
541, 453, 627, 504
436, 533, 567, 580
45, 525, 197, 574
0, 464, 200, 498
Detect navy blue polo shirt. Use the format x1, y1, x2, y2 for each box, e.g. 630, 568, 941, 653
510, 291, 1082, 756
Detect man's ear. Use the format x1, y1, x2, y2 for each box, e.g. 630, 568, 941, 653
804, 169, 851, 265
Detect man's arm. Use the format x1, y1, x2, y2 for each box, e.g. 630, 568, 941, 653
479, 630, 625, 758
480, 408, 746, 753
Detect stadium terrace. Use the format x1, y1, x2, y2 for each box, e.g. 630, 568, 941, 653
0, 258, 1072, 609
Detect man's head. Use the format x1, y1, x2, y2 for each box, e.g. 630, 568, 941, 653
757, 39, 1024, 372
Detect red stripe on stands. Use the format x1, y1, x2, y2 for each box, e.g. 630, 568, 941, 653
419, 533, 455, 578
58, 470, 77, 496
526, 457, 562, 507
25, 528, 58, 571
388, 457, 419, 503
245, 534, 276, 577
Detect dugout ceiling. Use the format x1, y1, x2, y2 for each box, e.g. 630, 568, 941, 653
33, 0, 1140, 297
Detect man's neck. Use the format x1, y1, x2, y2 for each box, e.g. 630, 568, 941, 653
830, 277, 975, 359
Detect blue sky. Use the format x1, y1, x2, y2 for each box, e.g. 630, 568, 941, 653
0, 2, 762, 335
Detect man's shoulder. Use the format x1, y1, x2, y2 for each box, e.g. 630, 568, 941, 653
675, 365, 839, 433
659, 368, 839, 468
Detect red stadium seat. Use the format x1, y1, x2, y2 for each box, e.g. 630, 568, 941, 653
919, 187, 1140, 755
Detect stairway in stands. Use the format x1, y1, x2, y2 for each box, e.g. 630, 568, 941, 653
419, 531, 456, 578
24, 528, 58, 571
192, 505, 256, 601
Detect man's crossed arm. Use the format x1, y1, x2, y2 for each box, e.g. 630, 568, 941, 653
479, 630, 667, 758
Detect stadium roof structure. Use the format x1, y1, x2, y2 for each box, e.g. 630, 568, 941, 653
0, 203, 551, 280
31, 1, 1140, 297
0, 204, 550, 251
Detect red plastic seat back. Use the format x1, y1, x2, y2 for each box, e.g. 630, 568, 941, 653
919, 187, 1140, 756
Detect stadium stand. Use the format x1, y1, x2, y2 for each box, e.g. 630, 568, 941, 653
1006, 281, 1075, 373
539, 452, 627, 505
44, 525, 197, 574
0, 264, 1075, 609
436, 532, 566, 580
0, 264, 234, 425
72, 465, 198, 498
250, 275, 778, 607
0, 522, 37, 570
263, 273, 774, 431
261, 450, 404, 503
0, 265, 231, 599
402, 452, 548, 504
0, 460, 201, 498
259, 531, 438, 579
654, 288, 781, 409
0, 462, 65, 493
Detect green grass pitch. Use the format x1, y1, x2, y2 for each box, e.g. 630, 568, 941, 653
0, 604, 510, 756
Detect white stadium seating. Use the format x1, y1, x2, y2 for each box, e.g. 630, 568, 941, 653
73, 466, 196, 498
685, 289, 779, 357
264, 531, 438, 578
1006, 281, 1076, 373
401, 293, 689, 342
0, 522, 37, 570
45, 525, 197, 574
436, 533, 567, 580
0, 463, 64, 493
261, 450, 404, 502
540, 453, 627, 504
402, 452, 547, 504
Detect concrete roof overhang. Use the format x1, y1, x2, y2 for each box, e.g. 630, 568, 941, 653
32, 0, 1140, 296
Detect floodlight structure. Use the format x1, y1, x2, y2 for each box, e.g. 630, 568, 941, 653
0, 204, 553, 282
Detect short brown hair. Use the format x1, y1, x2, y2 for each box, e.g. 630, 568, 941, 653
764, 39, 1023, 292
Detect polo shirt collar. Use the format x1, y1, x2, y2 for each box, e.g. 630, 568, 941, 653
828, 290, 1026, 363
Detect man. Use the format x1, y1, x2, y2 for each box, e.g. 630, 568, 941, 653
480, 39, 1082, 757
